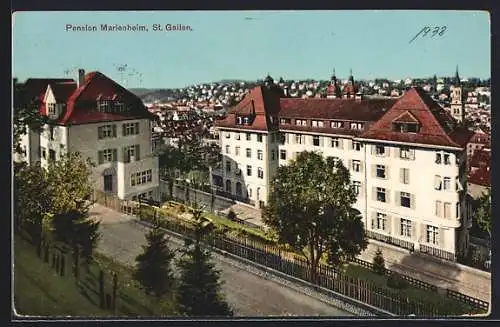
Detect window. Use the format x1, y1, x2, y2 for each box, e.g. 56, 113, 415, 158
271, 150, 276, 160
376, 165, 386, 178
295, 134, 303, 144
47, 103, 56, 115
434, 175, 442, 190
246, 148, 251, 158
123, 122, 140, 136
115, 101, 124, 112
375, 145, 385, 156
280, 118, 291, 124
426, 225, 439, 245
279, 133, 286, 145
406, 123, 419, 133
400, 192, 411, 208
41, 147, 46, 159
400, 219, 412, 237
225, 145, 230, 154
444, 202, 451, 219
312, 120, 324, 128
280, 150, 287, 160
258, 168, 264, 179
400, 168, 409, 184
352, 141, 361, 151
331, 121, 344, 128
225, 160, 231, 173
235, 146, 240, 156
257, 134, 263, 142
376, 213, 386, 230
235, 133, 240, 140
456, 202, 460, 218
350, 122, 363, 130
130, 169, 153, 186
393, 122, 420, 133
97, 100, 111, 112
444, 154, 451, 165
435, 200, 442, 217
98, 125, 116, 139
49, 149, 56, 161
376, 187, 386, 202
235, 164, 241, 176
352, 160, 361, 172
122, 145, 139, 163
296, 119, 307, 126
246, 133, 251, 141
313, 135, 320, 146
225, 132, 231, 139
104, 174, 113, 192
443, 177, 451, 190
435, 152, 442, 164
246, 165, 252, 176
331, 138, 339, 148
98, 148, 117, 164
257, 150, 263, 160
352, 181, 361, 196
400, 146, 414, 160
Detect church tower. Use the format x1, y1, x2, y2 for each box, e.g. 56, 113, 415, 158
326, 68, 341, 99
450, 65, 465, 123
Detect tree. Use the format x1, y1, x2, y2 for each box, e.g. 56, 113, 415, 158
175, 205, 233, 317
15, 152, 100, 263
134, 216, 176, 297
372, 247, 386, 275
263, 151, 368, 283
475, 189, 491, 239
13, 82, 50, 155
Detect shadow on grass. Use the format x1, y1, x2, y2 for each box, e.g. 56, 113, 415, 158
118, 291, 154, 316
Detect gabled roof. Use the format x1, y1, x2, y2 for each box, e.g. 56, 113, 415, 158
215, 85, 281, 131
392, 111, 420, 123
469, 149, 491, 169
47, 82, 78, 102
58, 71, 153, 125
360, 87, 463, 148
18, 78, 75, 106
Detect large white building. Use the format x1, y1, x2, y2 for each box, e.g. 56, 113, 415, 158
15, 69, 159, 202
213, 73, 475, 261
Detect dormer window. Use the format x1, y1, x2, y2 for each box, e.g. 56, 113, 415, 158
296, 119, 307, 126
331, 121, 344, 129
237, 116, 242, 125
97, 100, 111, 112
392, 122, 420, 133
115, 101, 124, 112
243, 117, 249, 125
47, 103, 56, 115
280, 118, 291, 125
350, 122, 363, 130
312, 120, 324, 128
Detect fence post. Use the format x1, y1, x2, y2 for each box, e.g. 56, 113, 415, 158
99, 269, 105, 309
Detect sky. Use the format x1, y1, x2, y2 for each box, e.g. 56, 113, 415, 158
12, 10, 491, 89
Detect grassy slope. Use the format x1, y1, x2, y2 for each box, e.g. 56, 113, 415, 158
14, 235, 177, 317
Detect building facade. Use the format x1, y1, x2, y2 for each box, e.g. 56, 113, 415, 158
213, 74, 473, 261
15, 69, 159, 201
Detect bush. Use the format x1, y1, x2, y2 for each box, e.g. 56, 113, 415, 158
227, 210, 237, 221
387, 272, 408, 290
372, 247, 386, 275
179, 205, 186, 213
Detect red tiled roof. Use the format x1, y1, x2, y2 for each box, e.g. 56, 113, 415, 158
360, 87, 462, 148
468, 166, 491, 187
58, 72, 152, 125
279, 98, 397, 121
469, 149, 491, 169
449, 127, 475, 147
215, 85, 281, 131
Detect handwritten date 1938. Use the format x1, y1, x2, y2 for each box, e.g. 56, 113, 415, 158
409, 26, 447, 44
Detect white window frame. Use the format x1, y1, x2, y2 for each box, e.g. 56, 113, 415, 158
47, 103, 56, 115
375, 145, 385, 156
400, 192, 411, 208
376, 187, 386, 202
257, 167, 264, 179
257, 150, 263, 160
352, 141, 361, 151
400, 219, 412, 237
376, 212, 386, 230
376, 165, 386, 178
352, 160, 361, 172
235, 146, 240, 156
103, 149, 114, 162
246, 148, 251, 158
225, 145, 230, 154
352, 181, 361, 195
426, 225, 439, 245
331, 138, 339, 148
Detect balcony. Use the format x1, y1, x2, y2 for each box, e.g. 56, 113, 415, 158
419, 244, 456, 261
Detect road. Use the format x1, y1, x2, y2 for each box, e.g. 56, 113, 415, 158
92, 204, 355, 317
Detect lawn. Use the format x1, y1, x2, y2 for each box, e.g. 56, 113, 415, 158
14, 235, 177, 317
345, 264, 482, 315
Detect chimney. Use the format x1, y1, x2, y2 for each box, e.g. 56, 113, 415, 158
78, 69, 85, 87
